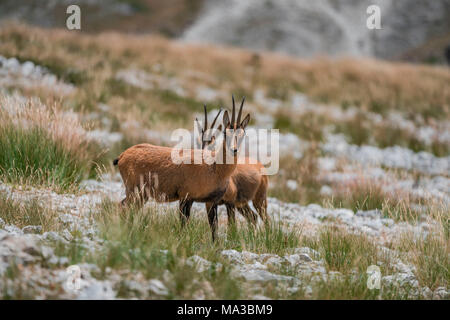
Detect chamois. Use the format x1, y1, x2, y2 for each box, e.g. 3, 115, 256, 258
196, 100, 269, 227
113, 96, 251, 241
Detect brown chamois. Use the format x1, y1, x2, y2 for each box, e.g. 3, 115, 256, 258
196, 99, 269, 227
113, 96, 251, 241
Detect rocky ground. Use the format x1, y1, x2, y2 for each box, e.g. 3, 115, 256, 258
0, 170, 448, 299
0, 28, 448, 299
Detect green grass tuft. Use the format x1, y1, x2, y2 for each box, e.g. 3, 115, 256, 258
0, 125, 91, 191
0, 193, 59, 233
399, 234, 449, 290
315, 226, 378, 274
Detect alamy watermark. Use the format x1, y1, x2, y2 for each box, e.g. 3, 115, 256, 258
64, 265, 82, 292
66, 4, 382, 31
170, 122, 280, 175
66, 5, 81, 30
366, 265, 381, 290
367, 5, 382, 30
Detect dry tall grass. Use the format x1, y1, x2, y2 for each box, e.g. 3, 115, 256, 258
1, 22, 449, 121
0, 94, 89, 157
0, 94, 99, 190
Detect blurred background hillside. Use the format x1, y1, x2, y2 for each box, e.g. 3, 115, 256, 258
1, 0, 450, 63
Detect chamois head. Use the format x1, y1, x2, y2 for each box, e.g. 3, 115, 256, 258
195, 106, 223, 150
196, 95, 250, 158
222, 95, 250, 156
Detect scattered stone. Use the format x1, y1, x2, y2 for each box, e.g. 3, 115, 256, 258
76, 280, 116, 300
284, 253, 312, 266
22, 225, 42, 234
294, 247, 320, 260
237, 268, 296, 284
221, 249, 244, 264
324, 134, 450, 176
40, 245, 55, 260
148, 279, 169, 296
433, 287, 449, 300
261, 256, 284, 268
61, 229, 74, 241
186, 255, 213, 273
356, 209, 382, 219
43, 231, 67, 243
251, 294, 271, 300
0, 55, 74, 94
286, 179, 298, 191
121, 279, 148, 297
0, 233, 41, 274
298, 253, 313, 262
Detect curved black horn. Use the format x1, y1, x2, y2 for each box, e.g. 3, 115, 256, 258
203, 104, 208, 131
231, 95, 236, 127
210, 108, 222, 129
237, 96, 245, 125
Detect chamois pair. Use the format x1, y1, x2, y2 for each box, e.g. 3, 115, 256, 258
195, 99, 269, 228
113, 96, 268, 241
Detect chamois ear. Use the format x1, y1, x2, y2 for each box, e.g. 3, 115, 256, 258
223, 110, 230, 128
240, 114, 250, 129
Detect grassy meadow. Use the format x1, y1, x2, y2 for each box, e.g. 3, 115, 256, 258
0, 23, 448, 299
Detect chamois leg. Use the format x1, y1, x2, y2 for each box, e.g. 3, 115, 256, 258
179, 200, 193, 228
120, 197, 129, 207
253, 177, 269, 225
121, 196, 145, 209
126, 189, 147, 209
135, 178, 154, 208
206, 203, 218, 242
225, 203, 236, 227
237, 204, 258, 226
120, 188, 142, 208
253, 198, 269, 225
